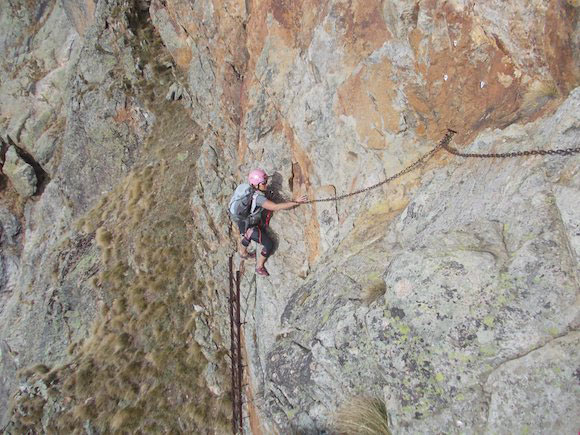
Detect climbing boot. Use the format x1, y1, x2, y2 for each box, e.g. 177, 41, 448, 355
256, 266, 270, 276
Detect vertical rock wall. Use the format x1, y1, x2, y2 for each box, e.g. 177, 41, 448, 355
218, 0, 578, 433
251, 93, 580, 433
0, 0, 165, 427
0, 0, 578, 432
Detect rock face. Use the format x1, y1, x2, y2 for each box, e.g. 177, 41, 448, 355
3, 147, 37, 198
0, 0, 578, 432
246, 93, 580, 433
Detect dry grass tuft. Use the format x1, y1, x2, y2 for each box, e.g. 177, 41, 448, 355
112, 297, 127, 314
16, 396, 45, 426
62, 375, 76, 393
95, 227, 113, 248
19, 364, 50, 379
335, 396, 391, 435
73, 402, 97, 420
521, 79, 559, 113
102, 247, 112, 264
363, 280, 387, 305
128, 285, 148, 313
75, 361, 95, 395
111, 406, 144, 431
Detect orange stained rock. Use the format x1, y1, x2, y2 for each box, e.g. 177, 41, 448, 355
150, 0, 195, 69
239, 31, 297, 162
544, 1, 580, 94
269, 0, 330, 50
244, 0, 270, 75
113, 107, 132, 124
336, 59, 400, 150
406, 8, 525, 144
112, 106, 143, 135
405, 3, 578, 144
283, 124, 321, 265
173, 46, 193, 69
152, 0, 246, 144
332, 0, 392, 68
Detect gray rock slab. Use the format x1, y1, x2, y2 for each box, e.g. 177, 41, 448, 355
0, 207, 21, 246
3, 146, 37, 198
33, 128, 59, 167
0, 340, 18, 429
244, 88, 580, 433
484, 332, 580, 434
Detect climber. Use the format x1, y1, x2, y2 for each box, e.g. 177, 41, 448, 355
230, 169, 307, 276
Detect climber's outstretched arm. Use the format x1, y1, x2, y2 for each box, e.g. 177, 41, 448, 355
262, 195, 307, 211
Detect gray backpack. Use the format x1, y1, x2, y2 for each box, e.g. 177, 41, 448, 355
228, 183, 262, 230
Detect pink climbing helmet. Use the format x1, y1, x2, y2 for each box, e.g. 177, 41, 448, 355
248, 168, 268, 186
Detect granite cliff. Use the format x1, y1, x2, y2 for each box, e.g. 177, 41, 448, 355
0, 0, 578, 433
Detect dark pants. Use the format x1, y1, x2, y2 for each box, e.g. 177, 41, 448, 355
237, 211, 273, 257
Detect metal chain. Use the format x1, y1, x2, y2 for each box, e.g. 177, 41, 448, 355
303, 129, 579, 204
441, 142, 580, 158
203, 8, 580, 206
302, 130, 457, 203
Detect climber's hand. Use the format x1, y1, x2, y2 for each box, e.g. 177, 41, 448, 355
293, 195, 308, 203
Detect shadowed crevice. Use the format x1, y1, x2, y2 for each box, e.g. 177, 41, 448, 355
3, 135, 51, 196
